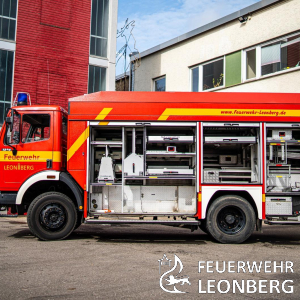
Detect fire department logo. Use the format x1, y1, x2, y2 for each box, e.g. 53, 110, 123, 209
158, 254, 191, 293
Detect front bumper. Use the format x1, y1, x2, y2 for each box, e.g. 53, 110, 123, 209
0, 193, 17, 205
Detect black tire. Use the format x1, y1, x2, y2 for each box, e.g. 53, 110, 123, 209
206, 195, 256, 244
27, 192, 77, 241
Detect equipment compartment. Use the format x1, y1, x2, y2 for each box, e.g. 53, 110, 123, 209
202, 123, 260, 184
266, 124, 300, 193
89, 123, 197, 215
266, 197, 292, 215
146, 126, 196, 177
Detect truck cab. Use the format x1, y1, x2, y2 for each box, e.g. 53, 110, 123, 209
0, 93, 83, 237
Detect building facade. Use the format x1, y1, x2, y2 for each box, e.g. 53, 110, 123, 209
115, 72, 129, 91
0, 0, 118, 125
131, 0, 300, 94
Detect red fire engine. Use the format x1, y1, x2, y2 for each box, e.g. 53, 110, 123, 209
1, 91, 300, 243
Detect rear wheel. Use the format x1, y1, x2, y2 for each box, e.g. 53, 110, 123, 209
27, 192, 77, 241
206, 195, 255, 244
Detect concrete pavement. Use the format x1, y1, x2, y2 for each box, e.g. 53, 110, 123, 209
0, 216, 300, 299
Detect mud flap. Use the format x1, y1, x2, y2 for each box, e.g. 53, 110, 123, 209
256, 219, 262, 232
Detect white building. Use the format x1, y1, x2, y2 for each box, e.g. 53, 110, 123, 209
130, 0, 300, 93
89, 0, 119, 92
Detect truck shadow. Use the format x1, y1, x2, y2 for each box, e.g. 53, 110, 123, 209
247, 228, 300, 246
71, 224, 211, 244
9, 226, 208, 244
9, 224, 300, 246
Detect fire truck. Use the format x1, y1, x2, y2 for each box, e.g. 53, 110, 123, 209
1, 91, 300, 243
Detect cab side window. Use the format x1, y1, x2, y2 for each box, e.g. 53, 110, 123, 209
22, 114, 50, 143
5, 111, 20, 145
62, 115, 67, 136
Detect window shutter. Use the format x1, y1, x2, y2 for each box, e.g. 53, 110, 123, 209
225, 51, 241, 87
261, 44, 280, 66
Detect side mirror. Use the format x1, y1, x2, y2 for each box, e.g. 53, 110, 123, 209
5, 116, 12, 126
12, 149, 17, 156
5, 109, 14, 131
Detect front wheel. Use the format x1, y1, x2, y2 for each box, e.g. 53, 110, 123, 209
27, 192, 77, 241
206, 195, 256, 244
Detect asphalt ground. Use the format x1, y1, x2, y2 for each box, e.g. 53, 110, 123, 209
1, 216, 300, 299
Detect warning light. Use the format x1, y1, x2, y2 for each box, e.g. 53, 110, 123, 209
13, 92, 31, 106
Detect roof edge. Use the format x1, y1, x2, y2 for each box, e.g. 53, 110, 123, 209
131, 0, 281, 61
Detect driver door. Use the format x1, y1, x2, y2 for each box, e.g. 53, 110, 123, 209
2, 112, 53, 191
0, 109, 21, 190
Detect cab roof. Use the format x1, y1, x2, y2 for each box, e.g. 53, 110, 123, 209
12, 105, 67, 114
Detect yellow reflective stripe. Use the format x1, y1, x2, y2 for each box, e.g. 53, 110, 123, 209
98, 122, 109, 125
262, 194, 265, 203
53, 151, 62, 163
158, 108, 300, 121
95, 108, 113, 120
198, 193, 202, 202
67, 127, 89, 161
0, 151, 61, 162
67, 108, 112, 161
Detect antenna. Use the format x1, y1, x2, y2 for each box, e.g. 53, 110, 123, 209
116, 18, 141, 86
47, 59, 50, 105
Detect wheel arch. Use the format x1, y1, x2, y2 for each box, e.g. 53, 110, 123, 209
16, 171, 83, 211
201, 187, 262, 220
59, 172, 83, 211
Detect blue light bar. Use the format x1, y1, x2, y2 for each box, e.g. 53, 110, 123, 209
17, 93, 28, 106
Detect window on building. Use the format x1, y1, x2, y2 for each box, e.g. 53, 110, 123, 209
261, 34, 300, 76
88, 65, 106, 93
0, 49, 14, 125
246, 49, 256, 79
90, 0, 109, 58
191, 67, 199, 92
190, 57, 225, 92
243, 32, 300, 82
0, 0, 17, 41
261, 42, 281, 76
203, 59, 224, 90
154, 76, 166, 91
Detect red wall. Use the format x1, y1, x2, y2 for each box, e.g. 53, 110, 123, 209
13, 0, 91, 110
